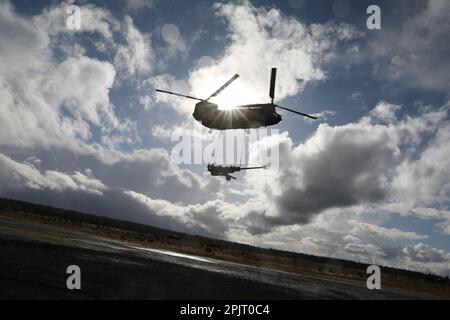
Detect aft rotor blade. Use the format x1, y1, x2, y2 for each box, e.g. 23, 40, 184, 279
155, 89, 203, 101
206, 74, 239, 100
269, 68, 277, 102
276, 105, 318, 119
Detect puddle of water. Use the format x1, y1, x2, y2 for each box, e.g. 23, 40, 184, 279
131, 246, 216, 263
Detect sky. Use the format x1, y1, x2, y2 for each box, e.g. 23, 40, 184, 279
0, 0, 449, 276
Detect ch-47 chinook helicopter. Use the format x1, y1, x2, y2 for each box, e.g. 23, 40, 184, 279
155, 68, 317, 130
207, 164, 266, 181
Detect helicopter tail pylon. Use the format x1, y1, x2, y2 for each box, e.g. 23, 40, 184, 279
269, 68, 318, 120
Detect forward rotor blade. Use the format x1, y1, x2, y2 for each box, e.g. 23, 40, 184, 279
155, 89, 203, 101
275, 105, 318, 119
269, 68, 277, 102
206, 74, 239, 100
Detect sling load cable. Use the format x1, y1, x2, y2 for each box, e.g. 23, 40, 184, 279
239, 132, 246, 166
211, 130, 223, 165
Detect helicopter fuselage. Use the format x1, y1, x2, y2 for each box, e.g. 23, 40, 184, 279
193, 101, 282, 130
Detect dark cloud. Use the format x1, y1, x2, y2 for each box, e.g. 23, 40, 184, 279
368, 0, 450, 92
238, 210, 275, 235
264, 122, 399, 226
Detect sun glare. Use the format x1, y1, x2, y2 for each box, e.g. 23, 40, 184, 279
192, 72, 266, 110
212, 86, 248, 110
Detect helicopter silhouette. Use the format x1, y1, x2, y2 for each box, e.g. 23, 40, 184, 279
207, 164, 266, 181
155, 68, 317, 130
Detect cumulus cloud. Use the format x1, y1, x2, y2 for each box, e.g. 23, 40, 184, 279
369, 101, 402, 123
240, 101, 449, 231
0, 1, 122, 150
250, 120, 400, 226
344, 242, 386, 259
44, 56, 117, 126
402, 243, 448, 263
348, 220, 427, 241
392, 112, 450, 206
0, 154, 106, 195
436, 220, 450, 236
196, 2, 361, 104
126, 191, 230, 237
0, 1, 49, 77
114, 15, 154, 77
149, 1, 362, 117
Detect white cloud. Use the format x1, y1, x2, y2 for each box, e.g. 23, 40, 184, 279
392, 117, 450, 206
436, 220, 450, 236
149, 1, 362, 116
43, 56, 117, 126
349, 220, 427, 241
146, 73, 192, 115
114, 15, 154, 77
369, 101, 402, 123
0, 154, 107, 195
139, 95, 154, 110
0, 1, 49, 77
125, 191, 230, 236
0, 1, 124, 151
344, 242, 386, 259
402, 242, 448, 263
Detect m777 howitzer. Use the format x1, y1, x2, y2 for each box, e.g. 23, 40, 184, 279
207, 164, 267, 181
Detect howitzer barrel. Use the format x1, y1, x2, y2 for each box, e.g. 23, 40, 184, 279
240, 166, 266, 170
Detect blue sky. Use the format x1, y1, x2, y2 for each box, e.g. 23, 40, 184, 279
1, 0, 449, 276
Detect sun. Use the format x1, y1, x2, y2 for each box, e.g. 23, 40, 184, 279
210, 84, 261, 110
191, 72, 262, 110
